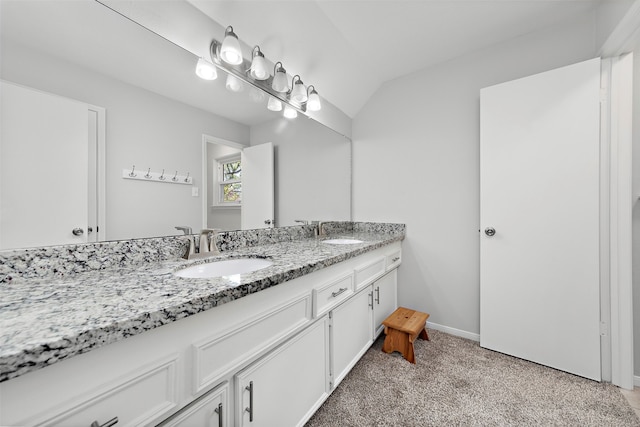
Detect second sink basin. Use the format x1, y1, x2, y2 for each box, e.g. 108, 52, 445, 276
175, 258, 273, 279
322, 239, 364, 245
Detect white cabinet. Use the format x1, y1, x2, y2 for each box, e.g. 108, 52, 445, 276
159, 382, 228, 427
235, 317, 329, 427
372, 269, 398, 337
331, 286, 374, 388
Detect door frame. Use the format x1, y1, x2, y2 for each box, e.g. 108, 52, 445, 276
201, 134, 246, 230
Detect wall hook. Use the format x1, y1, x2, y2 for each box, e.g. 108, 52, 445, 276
144, 168, 152, 179
184, 172, 190, 183
172, 171, 179, 182
129, 165, 137, 177
158, 169, 166, 181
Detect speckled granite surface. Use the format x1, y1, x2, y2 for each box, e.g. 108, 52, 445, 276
0, 222, 404, 382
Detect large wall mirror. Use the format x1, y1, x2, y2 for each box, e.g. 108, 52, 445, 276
0, 0, 351, 250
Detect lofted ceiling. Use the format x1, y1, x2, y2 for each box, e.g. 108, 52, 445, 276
187, 0, 605, 118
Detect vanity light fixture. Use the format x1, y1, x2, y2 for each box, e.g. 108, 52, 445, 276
306, 85, 321, 111
289, 75, 307, 104
225, 73, 244, 92
220, 26, 243, 65
195, 57, 217, 80
267, 95, 283, 111
249, 46, 269, 80
271, 62, 289, 93
283, 105, 298, 119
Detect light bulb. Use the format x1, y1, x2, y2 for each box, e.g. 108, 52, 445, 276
220, 26, 243, 65
195, 58, 217, 80
289, 75, 307, 104
249, 47, 269, 80
272, 62, 289, 93
307, 86, 321, 111
267, 96, 283, 111
225, 73, 244, 92
283, 105, 297, 119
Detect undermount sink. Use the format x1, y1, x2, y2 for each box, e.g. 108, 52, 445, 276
174, 258, 273, 279
322, 239, 364, 245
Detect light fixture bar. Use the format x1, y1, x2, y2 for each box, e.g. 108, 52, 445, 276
208, 39, 311, 117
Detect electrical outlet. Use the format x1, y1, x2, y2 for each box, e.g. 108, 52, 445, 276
192, 187, 199, 197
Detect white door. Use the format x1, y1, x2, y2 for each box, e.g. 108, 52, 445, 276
480, 58, 601, 381
373, 269, 398, 337
0, 81, 89, 249
241, 142, 274, 229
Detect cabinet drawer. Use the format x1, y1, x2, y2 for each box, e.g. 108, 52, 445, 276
354, 257, 386, 290
158, 382, 228, 427
42, 355, 179, 427
386, 249, 402, 270
313, 273, 354, 317
193, 293, 312, 394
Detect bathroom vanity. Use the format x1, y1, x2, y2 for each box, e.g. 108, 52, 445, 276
0, 223, 403, 426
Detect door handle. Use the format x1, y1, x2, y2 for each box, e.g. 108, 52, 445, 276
72, 228, 84, 236
245, 381, 254, 422
484, 227, 496, 237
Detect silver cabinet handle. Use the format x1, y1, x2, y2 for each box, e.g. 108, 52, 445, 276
214, 402, 223, 427
72, 228, 84, 236
485, 227, 496, 237
331, 287, 348, 298
90, 417, 118, 427
245, 381, 254, 422
392, 257, 400, 262
375, 286, 380, 304
368, 291, 374, 308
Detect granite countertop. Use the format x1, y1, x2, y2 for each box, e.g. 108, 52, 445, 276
0, 231, 403, 382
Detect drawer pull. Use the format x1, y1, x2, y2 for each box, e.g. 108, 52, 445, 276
245, 381, 254, 422
331, 287, 348, 298
368, 291, 374, 309
214, 402, 223, 426
90, 417, 118, 427
392, 257, 400, 262
375, 286, 380, 304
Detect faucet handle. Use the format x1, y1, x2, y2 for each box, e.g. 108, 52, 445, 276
175, 226, 192, 235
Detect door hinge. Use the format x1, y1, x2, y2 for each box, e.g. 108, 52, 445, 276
600, 321, 609, 336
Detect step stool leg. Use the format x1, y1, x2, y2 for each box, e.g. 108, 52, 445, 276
419, 327, 430, 341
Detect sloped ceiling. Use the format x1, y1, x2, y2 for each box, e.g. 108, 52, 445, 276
187, 0, 604, 118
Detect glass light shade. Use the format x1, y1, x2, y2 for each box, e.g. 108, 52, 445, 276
195, 58, 217, 80
267, 96, 283, 111
307, 89, 321, 111
272, 63, 289, 92
249, 87, 266, 103
290, 79, 308, 104
283, 105, 297, 119
225, 74, 244, 92
220, 26, 243, 65
249, 52, 269, 80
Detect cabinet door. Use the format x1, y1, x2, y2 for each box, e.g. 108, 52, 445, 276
331, 286, 373, 388
373, 269, 398, 337
158, 383, 228, 427
235, 318, 329, 427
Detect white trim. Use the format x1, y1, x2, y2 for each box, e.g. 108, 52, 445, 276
87, 104, 106, 242
634, 376, 640, 387
599, 1, 640, 57
609, 52, 634, 390
427, 321, 480, 342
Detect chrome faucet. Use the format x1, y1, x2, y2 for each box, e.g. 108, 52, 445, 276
175, 225, 192, 235
313, 221, 326, 237
199, 228, 221, 255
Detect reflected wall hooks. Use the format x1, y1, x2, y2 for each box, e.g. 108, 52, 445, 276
122, 166, 192, 185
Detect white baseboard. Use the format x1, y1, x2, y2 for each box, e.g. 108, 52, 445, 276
634, 375, 640, 387
426, 321, 480, 342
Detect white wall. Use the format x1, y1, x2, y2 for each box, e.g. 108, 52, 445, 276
352, 13, 598, 337
1, 40, 250, 241
250, 117, 351, 227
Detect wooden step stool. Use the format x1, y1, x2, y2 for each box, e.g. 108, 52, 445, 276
381, 307, 430, 364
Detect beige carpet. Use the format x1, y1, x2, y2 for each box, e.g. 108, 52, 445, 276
306, 330, 640, 426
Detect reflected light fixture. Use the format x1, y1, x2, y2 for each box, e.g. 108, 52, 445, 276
271, 62, 289, 93
195, 58, 217, 80
250, 87, 266, 103
283, 105, 297, 119
249, 46, 269, 80
267, 96, 283, 111
225, 73, 244, 92
289, 75, 307, 104
306, 85, 321, 111
220, 26, 243, 65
